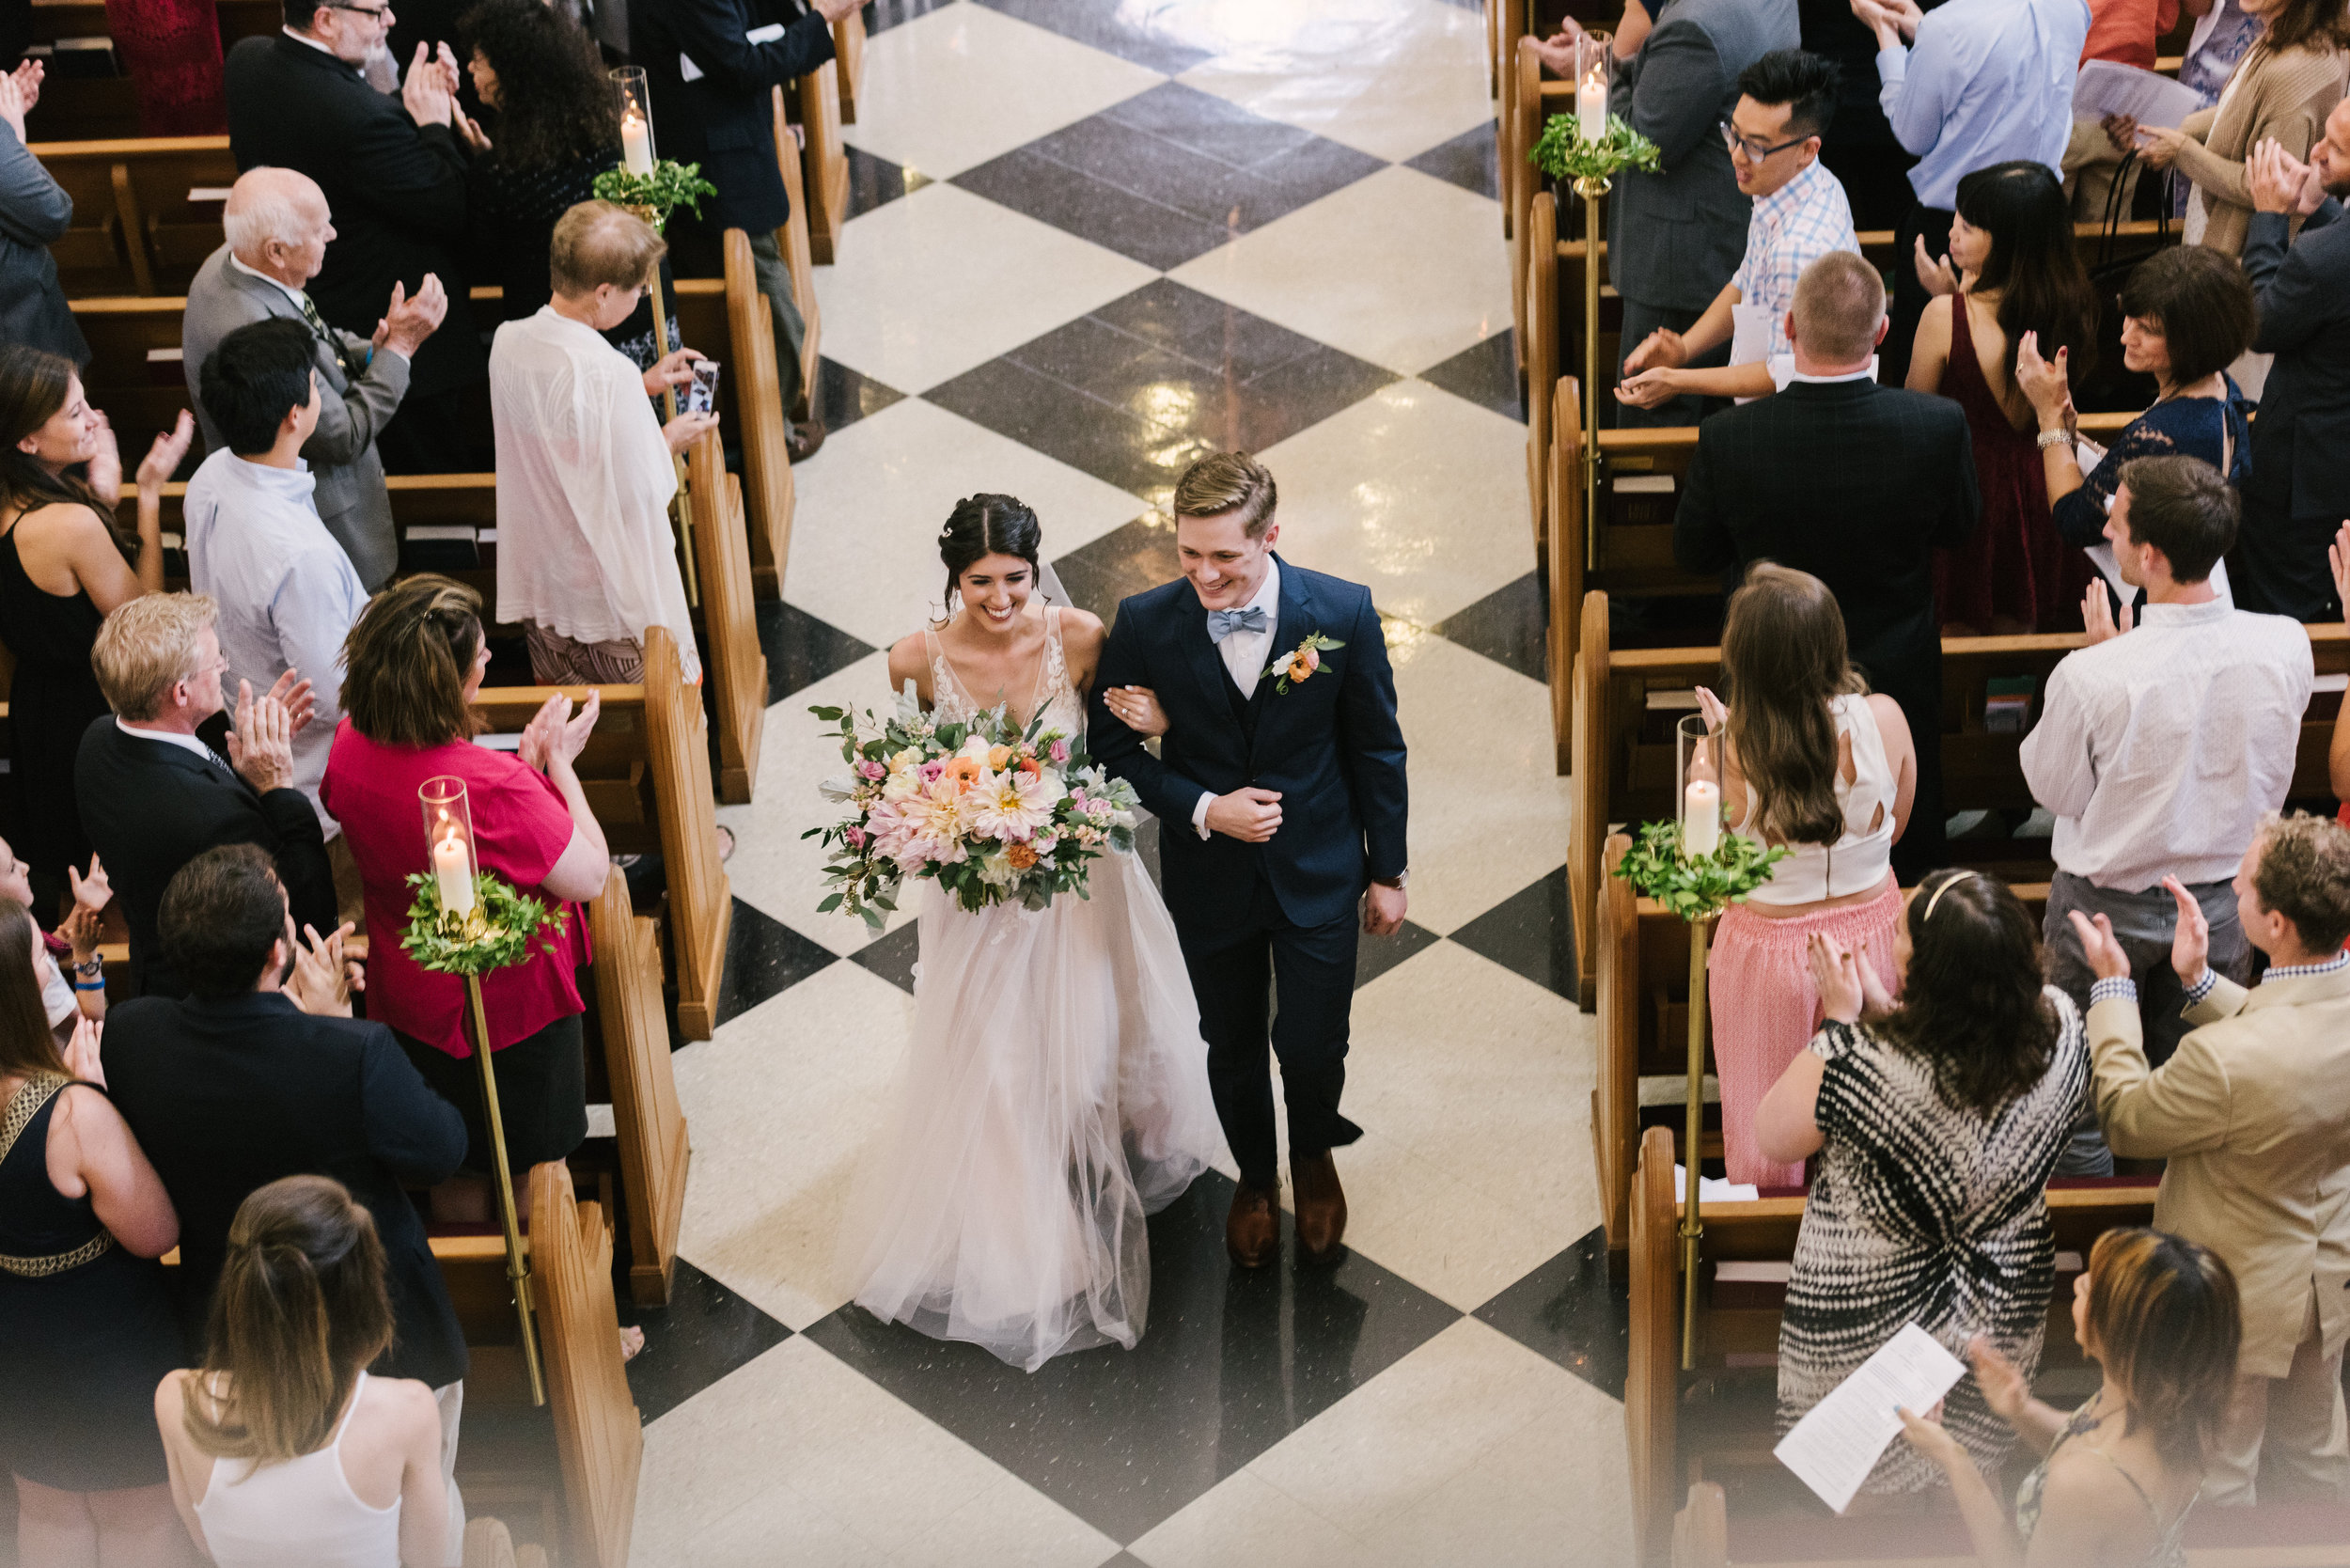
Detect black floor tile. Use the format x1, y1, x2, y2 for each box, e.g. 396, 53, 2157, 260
1445, 866, 1577, 1001
844, 142, 933, 219
700, 898, 839, 1034
1473, 1227, 1629, 1399
848, 918, 920, 995
811, 354, 905, 436
972, 0, 1214, 72
1404, 119, 1499, 199
1432, 570, 1545, 682
1355, 917, 1441, 990
954, 148, 1236, 271
803, 1169, 1462, 1544
1053, 514, 1179, 628
1418, 330, 1524, 423
616, 1258, 795, 1423
862, 0, 957, 33
757, 598, 875, 704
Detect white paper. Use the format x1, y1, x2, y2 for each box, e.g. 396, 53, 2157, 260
1672, 1163, 1760, 1204
745, 22, 786, 42
2074, 61, 2202, 130
1730, 303, 1772, 368
1774, 1324, 1966, 1513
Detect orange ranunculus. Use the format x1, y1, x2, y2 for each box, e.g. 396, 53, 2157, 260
1287, 654, 1314, 683
1005, 841, 1040, 870
987, 745, 1013, 770
1017, 757, 1042, 777
946, 756, 983, 791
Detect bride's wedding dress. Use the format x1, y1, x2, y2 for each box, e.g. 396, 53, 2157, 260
840, 608, 1223, 1371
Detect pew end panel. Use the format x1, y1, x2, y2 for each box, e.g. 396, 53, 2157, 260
722, 224, 799, 604
687, 432, 771, 805
1525, 191, 1559, 560
833, 9, 868, 122
772, 86, 825, 417
587, 875, 692, 1308
1567, 588, 1607, 1010
529, 1162, 644, 1568
792, 64, 851, 265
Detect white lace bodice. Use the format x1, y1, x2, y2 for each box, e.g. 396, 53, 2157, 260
923, 607, 1083, 734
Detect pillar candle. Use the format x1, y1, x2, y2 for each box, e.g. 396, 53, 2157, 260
621, 110, 654, 175
1577, 71, 1606, 142
433, 832, 477, 913
1684, 779, 1720, 857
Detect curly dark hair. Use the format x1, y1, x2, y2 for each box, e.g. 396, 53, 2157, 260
1879, 870, 2060, 1116
461, 0, 619, 173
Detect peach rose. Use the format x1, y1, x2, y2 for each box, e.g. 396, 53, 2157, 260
988, 745, 1013, 770
1005, 841, 1040, 870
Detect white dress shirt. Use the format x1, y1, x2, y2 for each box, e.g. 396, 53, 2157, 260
2019, 599, 2312, 890
226, 252, 404, 367
183, 447, 368, 837
1191, 558, 1279, 839
489, 306, 701, 682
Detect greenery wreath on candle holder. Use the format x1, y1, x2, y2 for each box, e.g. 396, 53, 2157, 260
400, 873, 569, 979
592, 162, 720, 232
1611, 821, 1790, 923
1531, 114, 1663, 185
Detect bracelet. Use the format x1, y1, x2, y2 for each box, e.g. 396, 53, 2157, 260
70, 957, 103, 977
2035, 429, 2071, 451
72, 980, 107, 992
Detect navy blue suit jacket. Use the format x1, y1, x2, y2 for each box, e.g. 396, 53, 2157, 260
1087, 559, 1408, 931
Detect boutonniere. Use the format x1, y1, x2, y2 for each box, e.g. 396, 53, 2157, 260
1262, 633, 1345, 696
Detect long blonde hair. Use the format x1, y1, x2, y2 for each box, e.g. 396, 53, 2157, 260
1721, 564, 1866, 846
182, 1176, 394, 1465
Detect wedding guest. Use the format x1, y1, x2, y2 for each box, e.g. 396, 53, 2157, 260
0, 346, 194, 909
1674, 252, 1977, 884
1763, 870, 2086, 1496
633, 0, 862, 456
321, 575, 603, 1176
0, 836, 110, 1035
75, 593, 334, 999
2234, 105, 2350, 619
226, 0, 487, 473
1851, 0, 2092, 382
0, 62, 88, 367
2023, 456, 2311, 1172
2060, 0, 2184, 221
1614, 49, 1861, 410
2070, 811, 2350, 1504
1694, 564, 1918, 1188
1908, 161, 2101, 634
1901, 1229, 2238, 1556
2173, 0, 2274, 221
1536, 0, 1801, 426
182, 166, 447, 592
491, 201, 713, 686
185, 319, 370, 841
0, 904, 188, 1568
154, 1176, 452, 1568
2016, 244, 2256, 560
105, 846, 469, 1546
1799, 0, 1921, 227
2105, 0, 2350, 259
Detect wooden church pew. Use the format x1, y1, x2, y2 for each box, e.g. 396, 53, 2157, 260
772, 87, 826, 416
686, 429, 771, 805
585, 873, 693, 1307
529, 1160, 643, 1568
22, 0, 275, 141
726, 220, 803, 601
787, 55, 851, 265
34, 134, 236, 294
833, 8, 869, 124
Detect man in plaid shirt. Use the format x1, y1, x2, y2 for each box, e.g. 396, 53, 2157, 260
1616, 49, 1860, 413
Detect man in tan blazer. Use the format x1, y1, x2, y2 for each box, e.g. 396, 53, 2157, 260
2071, 810, 2350, 1505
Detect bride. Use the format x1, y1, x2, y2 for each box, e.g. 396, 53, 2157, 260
838, 493, 1225, 1371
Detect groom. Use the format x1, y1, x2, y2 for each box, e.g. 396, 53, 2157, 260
1089, 452, 1409, 1269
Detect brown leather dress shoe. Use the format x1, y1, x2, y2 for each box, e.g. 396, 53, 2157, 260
1226, 1183, 1277, 1269
1292, 1151, 1348, 1265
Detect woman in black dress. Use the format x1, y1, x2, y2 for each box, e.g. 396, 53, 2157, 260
461, 0, 674, 366
0, 345, 192, 914
0, 902, 188, 1566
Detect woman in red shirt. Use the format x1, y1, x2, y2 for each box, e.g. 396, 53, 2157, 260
321, 576, 608, 1172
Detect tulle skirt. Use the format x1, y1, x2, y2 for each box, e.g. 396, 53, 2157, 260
839, 849, 1224, 1371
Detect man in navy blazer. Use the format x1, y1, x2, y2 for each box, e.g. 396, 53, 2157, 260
1089, 453, 1409, 1270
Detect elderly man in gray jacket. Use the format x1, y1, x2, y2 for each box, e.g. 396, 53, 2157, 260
181, 167, 446, 590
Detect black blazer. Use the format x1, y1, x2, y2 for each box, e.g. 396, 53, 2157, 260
224, 35, 483, 398
2245, 202, 2350, 527
631, 0, 836, 243
1673, 377, 1980, 709
1088, 559, 1408, 931
73, 716, 337, 998
103, 992, 470, 1388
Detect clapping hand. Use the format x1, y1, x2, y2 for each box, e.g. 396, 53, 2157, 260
1693, 684, 1729, 733
1613, 368, 1682, 410
2328, 521, 2350, 612
61, 1015, 104, 1086
226, 673, 313, 795
84, 410, 124, 507
1967, 1337, 2031, 1423
1528, 20, 1586, 74
1102, 685, 1169, 737
2013, 331, 2073, 424
2080, 581, 2133, 645
1896, 1401, 1966, 1468
2248, 137, 2326, 217
520, 689, 600, 776
2131, 122, 2190, 172
1623, 328, 1689, 376
401, 40, 455, 129
0, 64, 29, 143
135, 410, 196, 493
2066, 909, 2133, 982
11, 58, 44, 115
373, 275, 449, 358
1808, 931, 1866, 1025
2162, 874, 2210, 990
2103, 113, 2140, 158
1912, 235, 1960, 296
60, 855, 111, 969
286, 921, 358, 1016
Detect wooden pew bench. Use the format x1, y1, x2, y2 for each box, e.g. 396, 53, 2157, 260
33, 135, 236, 294
22, 0, 275, 141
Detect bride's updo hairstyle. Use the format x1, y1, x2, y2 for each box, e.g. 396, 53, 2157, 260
938, 494, 1042, 615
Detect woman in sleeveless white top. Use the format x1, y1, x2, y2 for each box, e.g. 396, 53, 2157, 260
841, 600, 1222, 1372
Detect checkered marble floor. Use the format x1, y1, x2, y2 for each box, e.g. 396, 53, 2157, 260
617, 3, 1633, 1561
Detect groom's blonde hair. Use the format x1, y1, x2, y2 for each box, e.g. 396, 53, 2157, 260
1173, 452, 1277, 539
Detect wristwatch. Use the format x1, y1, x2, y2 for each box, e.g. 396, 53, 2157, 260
1373, 870, 1409, 889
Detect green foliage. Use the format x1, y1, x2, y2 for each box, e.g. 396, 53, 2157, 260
591, 161, 721, 230
1610, 820, 1789, 923
1530, 113, 1663, 184
400, 872, 570, 978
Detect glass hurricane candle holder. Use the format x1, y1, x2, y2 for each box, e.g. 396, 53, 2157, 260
1574, 31, 1612, 142
614, 66, 656, 174
420, 776, 478, 916
1675, 713, 1724, 860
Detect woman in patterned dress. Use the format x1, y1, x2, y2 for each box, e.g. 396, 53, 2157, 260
1757, 869, 2089, 1496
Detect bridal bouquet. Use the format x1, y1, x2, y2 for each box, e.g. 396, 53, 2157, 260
807, 683, 1141, 925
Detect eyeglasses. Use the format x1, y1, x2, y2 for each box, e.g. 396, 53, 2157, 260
1719, 118, 1810, 162
326, 3, 395, 18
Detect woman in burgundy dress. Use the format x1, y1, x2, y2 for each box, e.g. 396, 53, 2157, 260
1907, 162, 2101, 635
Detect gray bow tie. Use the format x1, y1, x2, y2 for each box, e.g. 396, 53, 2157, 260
1208, 606, 1268, 641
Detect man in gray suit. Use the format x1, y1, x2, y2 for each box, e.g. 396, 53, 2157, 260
0, 60, 87, 367
1540, 0, 1800, 427
181, 167, 447, 590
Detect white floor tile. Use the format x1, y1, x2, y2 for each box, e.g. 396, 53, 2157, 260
894, 1476, 1121, 1568
812, 181, 1160, 394
1253, 380, 1530, 628
840, 2, 1167, 180
1168, 166, 1509, 376
786, 395, 1152, 647
1126, 1469, 1371, 1568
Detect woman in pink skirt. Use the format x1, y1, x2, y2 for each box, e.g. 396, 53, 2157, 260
1698, 566, 1916, 1187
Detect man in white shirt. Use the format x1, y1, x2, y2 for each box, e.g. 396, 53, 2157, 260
2024, 454, 2313, 1164
184, 316, 369, 846
1615, 48, 1861, 410
490, 201, 715, 686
